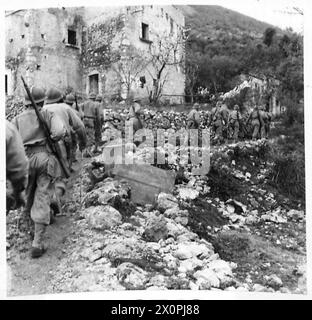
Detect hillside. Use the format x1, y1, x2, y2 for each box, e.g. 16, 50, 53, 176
177, 5, 281, 40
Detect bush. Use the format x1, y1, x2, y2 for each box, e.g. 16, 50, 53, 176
269, 147, 305, 203
282, 103, 304, 127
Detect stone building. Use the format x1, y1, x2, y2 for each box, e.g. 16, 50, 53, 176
5, 5, 185, 104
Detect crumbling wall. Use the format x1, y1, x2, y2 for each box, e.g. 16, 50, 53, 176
81, 8, 126, 98
5, 7, 84, 98
122, 5, 186, 104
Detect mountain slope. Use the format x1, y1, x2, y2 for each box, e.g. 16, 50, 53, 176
177, 5, 281, 39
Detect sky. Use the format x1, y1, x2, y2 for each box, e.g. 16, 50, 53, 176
1, 0, 306, 34
199, 0, 305, 33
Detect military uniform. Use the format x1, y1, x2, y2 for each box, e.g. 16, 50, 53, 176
258, 106, 271, 139
43, 102, 87, 168
228, 106, 241, 142
187, 104, 200, 129
12, 88, 66, 257
6, 120, 29, 211
210, 103, 227, 143
81, 93, 103, 152
128, 102, 143, 134
64, 94, 86, 161
247, 106, 264, 140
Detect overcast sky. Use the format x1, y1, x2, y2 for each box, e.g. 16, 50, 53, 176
2, 0, 306, 33
199, 0, 304, 33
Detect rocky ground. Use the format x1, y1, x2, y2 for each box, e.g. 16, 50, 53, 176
6, 132, 306, 296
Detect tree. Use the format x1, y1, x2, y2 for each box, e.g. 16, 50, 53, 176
112, 45, 148, 100
185, 51, 200, 103
263, 27, 276, 47
145, 31, 186, 105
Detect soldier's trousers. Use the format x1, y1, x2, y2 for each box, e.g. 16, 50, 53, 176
251, 119, 260, 140
229, 120, 239, 141
212, 121, 223, 142
25, 150, 62, 249
71, 131, 78, 161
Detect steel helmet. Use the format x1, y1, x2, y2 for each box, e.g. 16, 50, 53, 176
65, 94, 75, 104
24, 86, 45, 105
193, 103, 200, 109
89, 92, 96, 100
95, 95, 102, 102
45, 88, 63, 104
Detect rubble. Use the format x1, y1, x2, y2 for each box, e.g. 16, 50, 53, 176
6, 108, 306, 295
143, 215, 169, 242
84, 205, 122, 230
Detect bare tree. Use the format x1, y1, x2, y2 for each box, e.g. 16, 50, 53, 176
112, 45, 148, 100
145, 31, 186, 106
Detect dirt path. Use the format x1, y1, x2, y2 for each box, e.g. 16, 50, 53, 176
8, 216, 73, 296
7, 159, 86, 297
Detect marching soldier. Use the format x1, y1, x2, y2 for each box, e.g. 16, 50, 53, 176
44, 88, 87, 170
259, 105, 272, 139
64, 93, 84, 120
210, 101, 227, 144
187, 103, 201, 129
80, 92, 103, 154
128, 98, 144, 134
6, 120, 29, 213
228, 104, 242, 142
12, 86, 66, 258
246, 105, 265, 140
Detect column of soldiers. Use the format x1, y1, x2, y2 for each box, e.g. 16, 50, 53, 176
187, 100, 272, 144
6, 86, 104, 259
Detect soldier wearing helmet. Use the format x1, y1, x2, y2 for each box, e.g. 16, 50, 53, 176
258, 105, 269, 139
246, 105, 265, 140
80, 92, 103, 154
11, 86, 66, 258
128, 97, 144, 134
227, 104, 242, 142
65, 93, 84, 120
44, 88, 87, 170
210, 100, 227, 144
187, 103, 201, 129
6, 120, 28, 213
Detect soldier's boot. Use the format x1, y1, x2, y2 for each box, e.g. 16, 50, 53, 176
31, 223, 47, 258
50, 180, 66, 219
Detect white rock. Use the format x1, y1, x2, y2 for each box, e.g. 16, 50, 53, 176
208, 260, 233, 280
227, 205, 235, 214
194, 269, 220, 289
174, 243, 211, 260
116, 262, 147, 289
178, 187, 199, 201
264, 274, 283, 289
287, 209, 304, 220
253, 284, 268, 292
189, 281, 199, 290
84, 205, 122, 230
236, 286, 249, 292
157, 193, 179, 211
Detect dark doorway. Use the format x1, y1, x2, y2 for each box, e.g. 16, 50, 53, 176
89, 74, 99, 95
68, 29, 77, 46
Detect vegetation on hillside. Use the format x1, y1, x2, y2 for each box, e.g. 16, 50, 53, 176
181, 5, 303, 110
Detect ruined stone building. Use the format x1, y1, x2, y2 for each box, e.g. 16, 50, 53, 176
5, 6, 185, 104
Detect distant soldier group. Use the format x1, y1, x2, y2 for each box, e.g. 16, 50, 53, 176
187, 100, 272, 144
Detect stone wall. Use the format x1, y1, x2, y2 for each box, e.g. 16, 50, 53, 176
122, 5, 185, 104
5, 5, 185, 104
81, 8, 126, 98
5, 7, 84, 97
